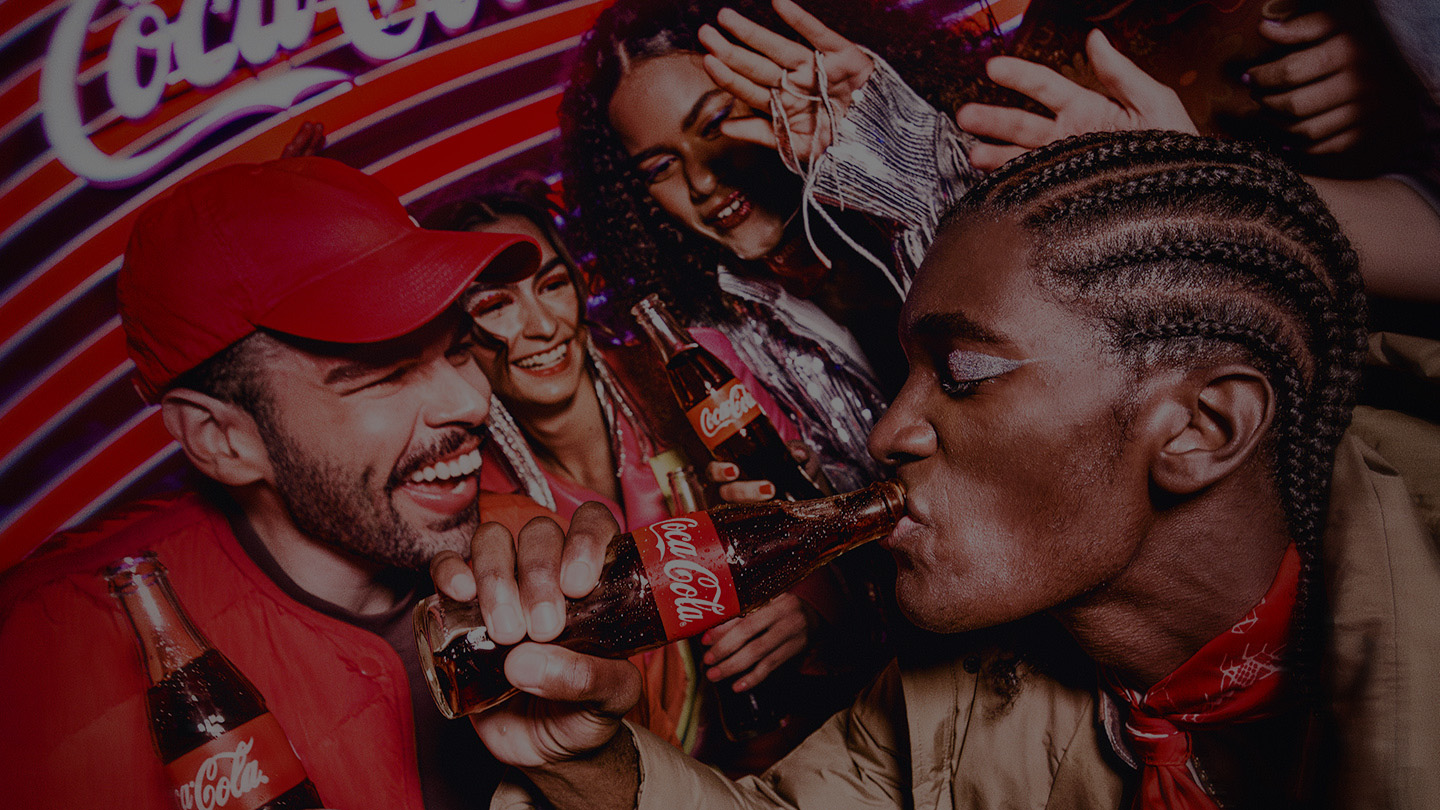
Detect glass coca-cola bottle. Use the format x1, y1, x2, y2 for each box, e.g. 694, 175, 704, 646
669, 466, 792, 741
631, 294, 826, 501
105, 552, 323, 810
414, 479, 905, 719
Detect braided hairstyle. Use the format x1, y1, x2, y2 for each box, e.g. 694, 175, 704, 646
944, 130, 1367, 691
558, 0, 1008, 322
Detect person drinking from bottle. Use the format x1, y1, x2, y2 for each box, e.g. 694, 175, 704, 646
434, 132, 1440, 809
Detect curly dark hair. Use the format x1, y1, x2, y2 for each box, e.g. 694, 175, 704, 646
557, 0, 1010, 323
944, 130, 1367, 698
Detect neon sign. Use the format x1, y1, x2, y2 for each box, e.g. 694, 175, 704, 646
41, 0, 520, 185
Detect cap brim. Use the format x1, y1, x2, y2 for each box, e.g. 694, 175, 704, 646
257, 230, 540, 343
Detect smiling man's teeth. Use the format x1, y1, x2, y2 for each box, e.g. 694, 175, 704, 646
409, 448, 482, 484
515, 342, 568, 371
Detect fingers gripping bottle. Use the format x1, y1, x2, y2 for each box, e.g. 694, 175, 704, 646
631, 294, 826, 501
414, 480, 905, 719
105, 552, 323, 810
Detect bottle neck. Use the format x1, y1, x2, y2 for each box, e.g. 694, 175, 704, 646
632, 295, 698, 365
822, 480, 907, 556
668, 467, 708, 515
108, 558, 212, 685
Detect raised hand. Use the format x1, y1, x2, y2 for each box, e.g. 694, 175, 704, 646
1247, 11, 1367, 155
955, 30, 1198, 171
428, 503, 642, 770
698, 0, 874, 166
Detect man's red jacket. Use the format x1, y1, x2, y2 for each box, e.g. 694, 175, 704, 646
0, 489, 695, 809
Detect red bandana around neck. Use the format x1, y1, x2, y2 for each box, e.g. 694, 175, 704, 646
1106, 544, 1302, 810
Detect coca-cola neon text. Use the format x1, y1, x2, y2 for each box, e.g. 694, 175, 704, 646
41, 0, 525, 184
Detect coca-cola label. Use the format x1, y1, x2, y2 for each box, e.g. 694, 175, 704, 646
686, 380, 763, 451
163, 713, 308, 810
633, 513, 740, 640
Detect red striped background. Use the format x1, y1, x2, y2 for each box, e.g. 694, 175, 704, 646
0, 0, 1021, 572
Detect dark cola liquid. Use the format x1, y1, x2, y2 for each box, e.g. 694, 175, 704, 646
429, 482, 903, 717
713, 665, 793, 741
432, 532, 670, 714
148, 649, 322, 809
666, 348, 823, 501
712, 497, 878, 606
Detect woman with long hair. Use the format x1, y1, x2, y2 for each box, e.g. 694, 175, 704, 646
422, 189, 854, 765
558, 0, 991, 496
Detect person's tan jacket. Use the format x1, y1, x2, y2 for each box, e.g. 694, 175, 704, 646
494, 334, 1440, 810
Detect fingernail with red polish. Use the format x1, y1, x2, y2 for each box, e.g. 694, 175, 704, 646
758, 482, 775, 499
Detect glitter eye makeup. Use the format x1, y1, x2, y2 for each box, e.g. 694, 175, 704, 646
459, 284, 508, 319
947, 351, 1028, 383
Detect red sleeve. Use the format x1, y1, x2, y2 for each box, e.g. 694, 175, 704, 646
691, 327, 802, 444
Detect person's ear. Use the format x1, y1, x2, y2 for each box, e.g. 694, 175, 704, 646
160, 389, 272, 487
1143, 364, 1274, 495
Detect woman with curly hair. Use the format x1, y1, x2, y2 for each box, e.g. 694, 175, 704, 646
558, 0, 992, 496
422, 188, 865, 768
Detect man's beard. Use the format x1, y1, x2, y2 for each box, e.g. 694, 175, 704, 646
257, 415, 480, 570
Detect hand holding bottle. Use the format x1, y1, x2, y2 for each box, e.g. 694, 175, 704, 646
428, 502, 643, 770
701, 592, 817, 690
701, 446, 828, 692
706, 441, 830, 504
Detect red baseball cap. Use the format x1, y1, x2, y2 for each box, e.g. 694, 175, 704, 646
119, 157, 540, 402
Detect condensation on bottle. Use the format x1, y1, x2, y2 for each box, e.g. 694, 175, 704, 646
105, 552, 324, 810
414, 480, 905, 719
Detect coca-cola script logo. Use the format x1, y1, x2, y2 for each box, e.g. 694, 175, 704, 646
649, 518, 730, 628
697, 382, 760, 441
40, 0, 518, 184
176, 737, 269, 810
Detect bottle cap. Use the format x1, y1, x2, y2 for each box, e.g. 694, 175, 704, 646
102, 551, 164, 591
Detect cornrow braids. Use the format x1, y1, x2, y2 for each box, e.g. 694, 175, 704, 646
948, 130, 1367, 694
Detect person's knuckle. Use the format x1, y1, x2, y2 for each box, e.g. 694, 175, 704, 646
1300, 13, 1334, 38
1290, 117, 1326, 140
471, 520, 510, 552
1270, 92, 1300, 116
1332, 34, 1360, 61
429, 549, 460, 572
1278, 59, 1307, 87
556, 654, 597, 695
476, 572, 517, 607
1329, 130, 1361, 151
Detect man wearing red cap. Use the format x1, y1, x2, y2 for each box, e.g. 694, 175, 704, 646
0, 158, 543, 809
